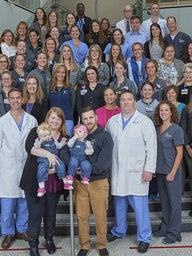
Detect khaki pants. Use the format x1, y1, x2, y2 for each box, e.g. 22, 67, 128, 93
74, 178, 109, 250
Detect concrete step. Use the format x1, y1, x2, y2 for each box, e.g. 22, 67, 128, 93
52, 210, 192, 236
51, 192, 192, 235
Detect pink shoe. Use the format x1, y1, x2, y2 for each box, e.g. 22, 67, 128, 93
63, 177, 68, 184
66, 175, 74, 184
64, 183, 73, 190
37, 188, 46, 197
81, 177, 90, 185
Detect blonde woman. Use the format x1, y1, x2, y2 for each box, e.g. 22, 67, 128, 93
50, 63, 75, 136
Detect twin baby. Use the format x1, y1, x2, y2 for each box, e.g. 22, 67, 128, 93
34, 122, 94, 197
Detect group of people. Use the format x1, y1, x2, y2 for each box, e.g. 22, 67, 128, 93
0, 2, 192, 256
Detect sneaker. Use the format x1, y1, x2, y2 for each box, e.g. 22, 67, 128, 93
81, 177, 89, 185
66, 175, 74, 184
99, 248, 109, 256
37, 188, 46, 197
64, 183, 73, 190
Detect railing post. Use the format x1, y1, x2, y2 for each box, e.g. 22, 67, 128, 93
69, 190, 75, 256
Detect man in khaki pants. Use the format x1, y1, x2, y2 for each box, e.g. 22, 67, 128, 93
75, 106, 113, 256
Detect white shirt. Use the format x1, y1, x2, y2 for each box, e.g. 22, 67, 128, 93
141, 17, 169, 37
116, 18, 131, 35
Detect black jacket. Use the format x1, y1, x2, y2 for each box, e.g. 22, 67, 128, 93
20, 127, 70, 199
76, 125, 113, 182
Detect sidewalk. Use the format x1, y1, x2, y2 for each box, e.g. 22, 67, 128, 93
0, 233, 192, 256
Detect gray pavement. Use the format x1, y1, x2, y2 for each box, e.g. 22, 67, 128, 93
0, 233, 192, 256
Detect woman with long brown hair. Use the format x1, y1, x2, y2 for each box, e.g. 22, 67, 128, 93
30, 7, 47, 42
108, 43, 124, 82
42, 37, 59, 74
85, 19, 108, 52
154, 101, 184, 244
144, 23, 167, 61
22, 76, 47, 124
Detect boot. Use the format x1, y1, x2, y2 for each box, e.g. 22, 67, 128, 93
46, 236, 56, 254
29, 239, 40, 256
44, 222, 56, 254
29, 228, 40, 256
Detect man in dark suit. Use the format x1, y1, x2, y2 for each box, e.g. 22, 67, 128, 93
76, 3, 91, 35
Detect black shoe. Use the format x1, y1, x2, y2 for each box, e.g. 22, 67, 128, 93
138, 241, 149, 253
30, 246, 40, 256
77, 249, 88, 256
99, 248, 109, 256
46, 238, 56, 254
152, 231, 166, 238
162, 238, 176, 244
189, 210, 192, 217
107, 234, 120, 242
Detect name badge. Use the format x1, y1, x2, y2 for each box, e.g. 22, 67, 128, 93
145, 106, 153, 112
181, 88, 188, 95
80, 89, 87, 95
4, 98, 9, 104
19, 77, 25, 82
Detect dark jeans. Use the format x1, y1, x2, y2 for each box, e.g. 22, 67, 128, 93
25, 190, 60, 238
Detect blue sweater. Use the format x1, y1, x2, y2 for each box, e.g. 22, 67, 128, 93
50, 86, 73, 120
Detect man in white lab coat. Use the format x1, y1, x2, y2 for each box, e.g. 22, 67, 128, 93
106, 90, 157, 253
0, 88, 37, 249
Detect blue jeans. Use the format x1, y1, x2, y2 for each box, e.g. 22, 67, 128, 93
68, 157, 92, 178
37, 157, 66, 183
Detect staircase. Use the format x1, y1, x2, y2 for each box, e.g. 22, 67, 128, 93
49, 192, 192, 236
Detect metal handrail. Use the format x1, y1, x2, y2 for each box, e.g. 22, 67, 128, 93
3, 0, 34, 14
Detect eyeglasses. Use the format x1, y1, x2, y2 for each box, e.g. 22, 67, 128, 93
19, 27, 27, 30
184, 71, 192, 75
0, 61, 8, 64
1, 78, 11, 81
91, 49, 99, 53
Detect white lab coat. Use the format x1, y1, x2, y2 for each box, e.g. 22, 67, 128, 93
0, 111, 37, 198
106, 110, 157, 196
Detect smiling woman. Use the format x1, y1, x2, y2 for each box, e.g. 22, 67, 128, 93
0, 70, 14, 117
76, 65, 106, 117
96, 87, 121, 128
50, 63, 75, 136
153, 101, 184, 244
22, 76, 47, 124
